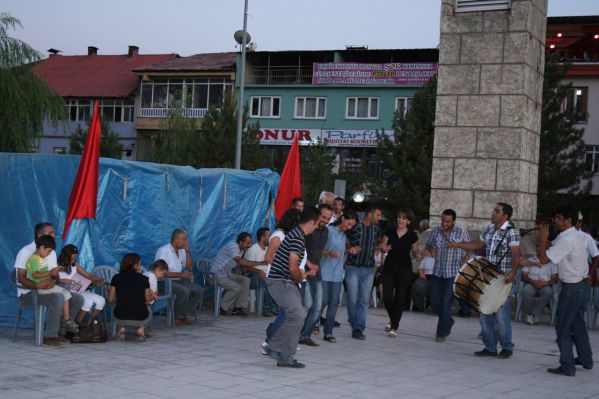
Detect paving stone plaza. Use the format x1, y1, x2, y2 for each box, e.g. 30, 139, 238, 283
2, 308, 596, 399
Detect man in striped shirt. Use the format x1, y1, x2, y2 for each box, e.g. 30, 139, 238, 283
265, 207, 320, 368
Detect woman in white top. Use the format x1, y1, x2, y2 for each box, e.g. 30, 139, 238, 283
58, 244, 105, 325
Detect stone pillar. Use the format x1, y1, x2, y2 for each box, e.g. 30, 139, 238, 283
430, 0, 547, 229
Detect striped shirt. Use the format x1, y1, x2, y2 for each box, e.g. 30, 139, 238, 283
212, 241, 241, 276
480, 222, 520, 273
269, 226, 306, 281
346, 222, 381, 268
426, 225, 470, 278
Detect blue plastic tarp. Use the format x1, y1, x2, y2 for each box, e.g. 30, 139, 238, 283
0, 153, 278, 327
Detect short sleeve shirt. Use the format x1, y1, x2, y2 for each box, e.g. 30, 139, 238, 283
110, 272, 150, 321
14, 241, 58, 296
383, 229, 418, 272
546, 227, 589, 283
155, 243, 186, 274
522, 257, 558, 282
269, 226, 306, 281
426, 225, 470, 278
25, 254, 49, 284
480, 222, 520, 273
212, 241, 242, 276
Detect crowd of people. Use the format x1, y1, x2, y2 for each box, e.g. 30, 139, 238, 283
12, 195, 599, 376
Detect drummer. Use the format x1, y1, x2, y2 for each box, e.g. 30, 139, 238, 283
422, 209, 472, 342
448, 203, 520, 359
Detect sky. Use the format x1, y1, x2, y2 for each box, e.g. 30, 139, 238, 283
3, 0, 598, 57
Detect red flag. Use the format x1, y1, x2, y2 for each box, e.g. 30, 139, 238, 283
62, 100, 101, 238
274, 134, 302, 221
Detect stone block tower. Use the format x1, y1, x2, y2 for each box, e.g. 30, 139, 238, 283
430, 0, 547, 229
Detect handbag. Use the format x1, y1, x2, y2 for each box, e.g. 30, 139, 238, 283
66, 318, 108, 343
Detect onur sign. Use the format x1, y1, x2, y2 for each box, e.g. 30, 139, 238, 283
257, 129, 394, 148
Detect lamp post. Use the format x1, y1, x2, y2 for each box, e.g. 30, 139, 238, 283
234, 0, 250, 170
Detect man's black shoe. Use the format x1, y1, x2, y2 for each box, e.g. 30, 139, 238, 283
474, 349, 497, 357
497, 349, 513, 359
299, 337, 319, 347
232, 308, 249, 317
547, 366, 575, 376
320, 317, 325, 325
277, 360, 306, 368
220, 308, 232, 316
334, 320, 341, 327
575, 358, 593, 370
352, 329, 366, 340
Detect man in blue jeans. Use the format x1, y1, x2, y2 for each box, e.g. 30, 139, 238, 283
298, 204, 333, 346
450, 203, 520, 358
537, 205, 595, 376
345, 205, 382, 340
424, 209, 471, 342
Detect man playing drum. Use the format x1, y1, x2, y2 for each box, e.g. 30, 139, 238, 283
423, 209, 471, 342
449, 203, 520, 359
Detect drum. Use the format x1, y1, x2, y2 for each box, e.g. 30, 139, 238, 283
453, 257, 512, 315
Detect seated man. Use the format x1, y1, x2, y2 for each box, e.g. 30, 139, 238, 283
520, 252, 558, 325
14, 222, 84, 347
412, 255, 434, 311
155, 228, 204, 326
245, 227, 279, 316
212, 232, 266, 316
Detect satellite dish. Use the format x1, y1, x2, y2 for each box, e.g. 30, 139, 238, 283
234, 30, 251, 44
352, 192, 365, 203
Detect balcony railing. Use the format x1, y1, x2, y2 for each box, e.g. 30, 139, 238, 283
140, 108, 207, 118
248, 67, 313, 84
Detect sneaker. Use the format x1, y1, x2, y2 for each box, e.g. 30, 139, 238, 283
312, 325, 320, 335
497, 349, 513, 359
525, 314, 535, 326
61, 319, 79, 334
277, 359, 306, 368
42, 338, 63, 348
299, 337, 319, 347
388, 329, 397, 338
547, 366, 575, 376
352, 329, 366, 340
261, 341, 271, 356
474, 349, 497, 357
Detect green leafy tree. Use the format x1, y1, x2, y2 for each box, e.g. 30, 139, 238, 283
300, 140, 337, 205
68, 115, 123, 158
152, 110, 200, 166
537, 55, 592, 216
373, 75, 437, 219
0, 12, 66, 152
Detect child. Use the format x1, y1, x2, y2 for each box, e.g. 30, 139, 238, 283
374, 235, 389, 308
26, 235, 79, 334
145, 259, 169, 304
57, 244, 106, 325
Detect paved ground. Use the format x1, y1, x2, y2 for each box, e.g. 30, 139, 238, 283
1, 307, 597, 399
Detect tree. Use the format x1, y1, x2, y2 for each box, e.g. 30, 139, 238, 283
0, 13, 66, 152
537, 55, 593, 216
373, 75, 437, 219
299, 140, 337, 205
68, 114, 123, 158
152, 92, 268, 170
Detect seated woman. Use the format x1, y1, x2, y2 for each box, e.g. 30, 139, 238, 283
58, 244, 105, 325
108, 253, 153, 341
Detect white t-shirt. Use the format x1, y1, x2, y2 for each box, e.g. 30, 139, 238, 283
245, 243, 268, 273
546, 227, 589, 283
58, 265, 78, 280
14, 241, 58, 297
522, 257, 558, 282
579, 230, 599, 259
144, 271, 158, 304
155, 243, 186, 274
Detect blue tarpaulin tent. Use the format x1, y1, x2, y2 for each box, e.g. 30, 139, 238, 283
0, 153, 278, 326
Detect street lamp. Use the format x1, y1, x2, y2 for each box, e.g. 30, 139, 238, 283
234, 0, 250, 169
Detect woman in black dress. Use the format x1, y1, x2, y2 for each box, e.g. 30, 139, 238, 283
381, 208, 421, 337
108, 253, 153, 341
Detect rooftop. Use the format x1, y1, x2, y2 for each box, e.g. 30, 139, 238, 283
134, 52, 237, 73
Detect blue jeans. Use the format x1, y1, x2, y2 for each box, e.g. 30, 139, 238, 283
299, 279, 322, 340
430, 276, 455, 338
345, 266, 375, 332
555, 281, 593, 373
479, 297, 514, 352
321, 281, 343, 336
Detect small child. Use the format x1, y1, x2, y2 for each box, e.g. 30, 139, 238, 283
144, 259, 169, 304
374, 235, 389, 308
26, 235, 79, 334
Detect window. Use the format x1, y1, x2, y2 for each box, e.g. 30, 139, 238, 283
346, 97, 379, 119
295, 97, 326, 119
562, 87, 588, 122
139, 78, 233, 109
251, 96, 281, 118
586, 145, 599, 174
67, 99, 91, 122
99, 98, 135, 123
455, 0, 511, 13
53, 147, 66, 154
395, 97, 413, 117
